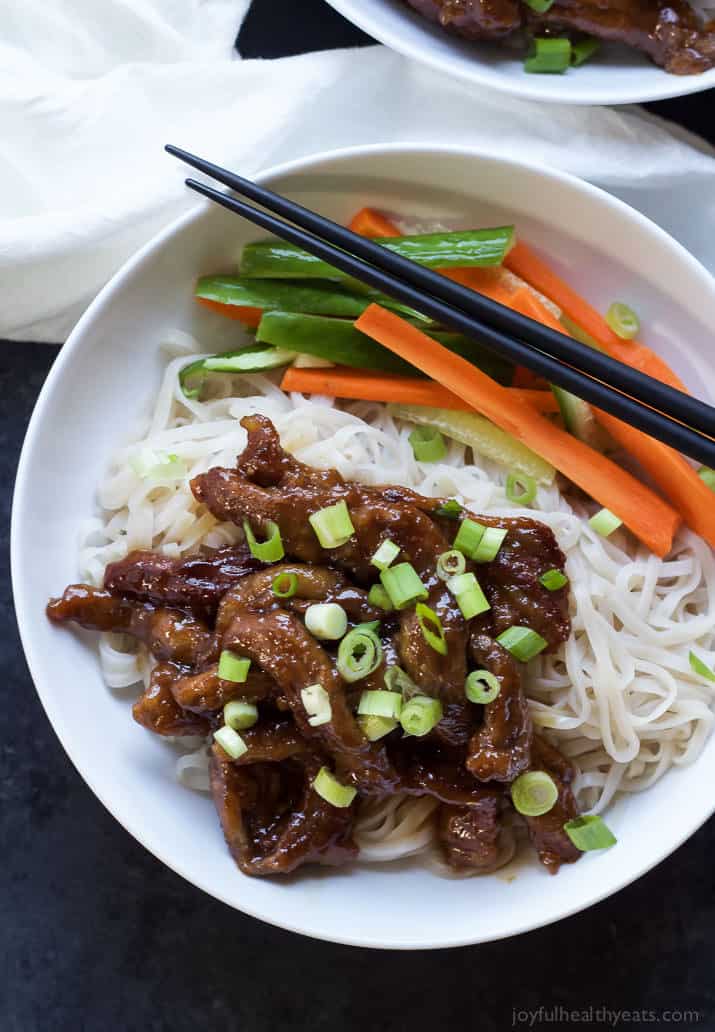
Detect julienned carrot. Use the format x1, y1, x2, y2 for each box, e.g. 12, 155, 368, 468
196, 297, 263, 328
504, 240, 688, 392
280, 366, 558, 413
348, 208, 401, 237
439, 266, 518, 307
355, 304, 680, 557
511, 274, 715, 548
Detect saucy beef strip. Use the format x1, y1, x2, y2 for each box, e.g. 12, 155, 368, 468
103, 544, 263, 618
438, 798, 504, 872
210, 746, 357, 875
47, 585, 217, 666
404, 0, 523, 39
232, 717, 313, 763
133, 662, 210, 737
467, 629, 531, 782
171, 664, 277, 714
524, 736, 582, 872
222, 606, 398, 796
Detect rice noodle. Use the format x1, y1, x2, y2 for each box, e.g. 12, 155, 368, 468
81, 331, 715, 872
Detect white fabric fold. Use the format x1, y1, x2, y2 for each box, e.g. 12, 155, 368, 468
1, 0, 714, 341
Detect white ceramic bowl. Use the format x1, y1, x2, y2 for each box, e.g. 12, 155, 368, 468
12, 144, 715, 949
326, 0, 715, 104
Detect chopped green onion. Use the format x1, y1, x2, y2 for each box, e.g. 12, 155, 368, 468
472, 526, 508, 563
447, 572, 491, 620
698, 466, 715, 492
435, 499, 464, 519
367, 583, 394, 612
300, 682, 332, 727
689, 650, 715, 683
358, 714, 398, 741
571, 36, 599, 66
309, 500, 355, 549
415, 602, 448, 656
506, 471, 537, 506
358, 690, 403, 720
129, 448, 186, 484
436, 549, 467, 581
312, 767, 356, 808
272, 572, 298, 598
524, 37, 571, 74
243, 519, 285, 562
380, 562, 428, 610
606, 302, 639, 340
370, 539, 400, 571
218, 650, 251, 683
588, 508, 622, 538
305, 602, 348, 641
563, 814, 617, 851
497, 626, 548, 662
383, 665, 419, 700
400, 695, 443, 737
539, 569, 569, 591
223, 699, 258, 730
523, 0, 554, 10
409, 426, 448, 463
511, 771, 558, 816
453, 517, 486, 559
213, 725, 248, 760
337, 624, 383, 683
465, 669, 500, 705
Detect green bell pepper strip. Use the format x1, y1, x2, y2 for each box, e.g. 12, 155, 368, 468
240, 227, 516, 281
255, 311, 514, 384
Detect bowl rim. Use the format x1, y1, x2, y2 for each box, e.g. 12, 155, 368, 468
12, 141, 715, 949
324, 0, 715, 106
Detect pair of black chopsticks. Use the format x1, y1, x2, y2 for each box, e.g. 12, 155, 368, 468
166, 144, 715, 468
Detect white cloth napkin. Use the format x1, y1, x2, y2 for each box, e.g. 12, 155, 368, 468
2, 0, 715, 342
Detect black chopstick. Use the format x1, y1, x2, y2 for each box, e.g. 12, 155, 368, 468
166, 144, 715, 444
167, 152, 715, 467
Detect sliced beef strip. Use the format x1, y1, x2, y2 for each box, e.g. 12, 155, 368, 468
404, 0, 523, 39
523, 736, 582, 873
171, 664, 277, 714
47, 585, 217, 666
209, 746, 357, 876
438, 798, 503, 872
132, 662, 210, 737
230, 717, 313, 764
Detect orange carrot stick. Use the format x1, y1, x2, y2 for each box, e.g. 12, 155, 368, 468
195, 297, 263, 328
355, 304, 680, 556
348, 208, 401, 237
280, 366, 558, 413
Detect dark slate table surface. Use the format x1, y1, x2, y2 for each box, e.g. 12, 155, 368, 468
3, 3, 714, 1029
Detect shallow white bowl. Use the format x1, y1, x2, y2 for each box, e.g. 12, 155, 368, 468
12, 144, 715, 948
327, 0, 715, 105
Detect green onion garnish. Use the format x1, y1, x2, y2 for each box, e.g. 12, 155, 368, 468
380, 562, 429, 610
129, 448, 186, 484
383, 665, 419, 699
304, 602, 348, 641
436, 549, 466, 581
511, 771, 558, 816
523, 0, 554, 10
447, 572, 490, 620
223, 699, 258, 730
571, 36, 599, 66
309, 499, 355, 549
563, 814, 617, 851
213, 725, 248, 760
218, 650, 251, 683
539, 569, 568, 591
465, 669, 500, 705
497, 626, 548, 662
698, 466, 715, 492
357, 690, 403, 720
506, 471, 537, 506
606, 302, 639, 340
337, 624, 383, 683
588, 507, 622, 538
243, 519, 285, 562
524, 37, 571, 74
312, 767, 357, 808
367, 583, 394, 612
358, 714, 398, 741
415, 602, 448, 656
300, 682, 332, 727
409, 426, 448, 463
472, 526, 508, 563
400, 695, 443, 737
272, 572, 298, 598
689, 651, 715, 683
453, 517, 486, 559
435, 499, 464, 520
370, 539, 400, 571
